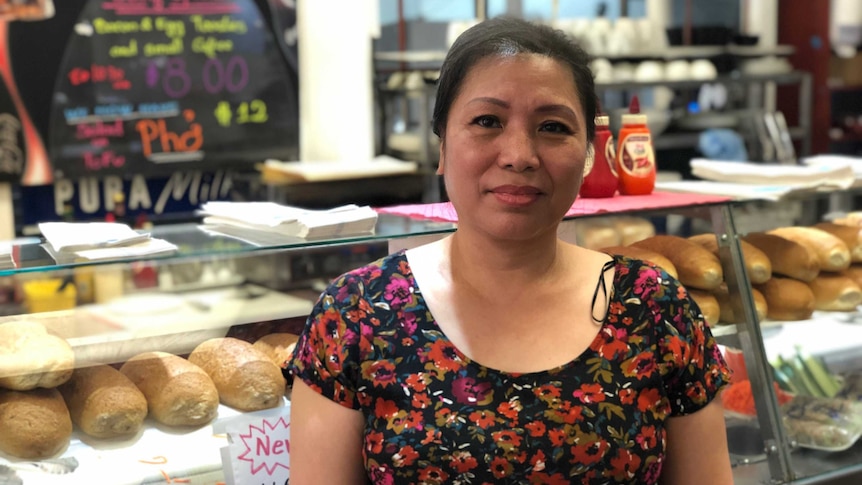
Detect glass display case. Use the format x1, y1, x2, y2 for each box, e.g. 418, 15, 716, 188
1, 193, 861, 484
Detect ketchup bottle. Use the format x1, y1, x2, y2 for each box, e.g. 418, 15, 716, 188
616, 96, 656, 195
580, 115, 617, 198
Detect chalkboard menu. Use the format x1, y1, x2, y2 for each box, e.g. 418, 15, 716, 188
48, 0, 299, 179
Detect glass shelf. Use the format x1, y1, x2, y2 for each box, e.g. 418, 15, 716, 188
0, 214, 458, 276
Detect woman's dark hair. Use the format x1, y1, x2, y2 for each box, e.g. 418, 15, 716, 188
432, 17, 597, 143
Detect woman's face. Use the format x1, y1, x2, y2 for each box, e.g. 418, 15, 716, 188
439, 53, 588, 242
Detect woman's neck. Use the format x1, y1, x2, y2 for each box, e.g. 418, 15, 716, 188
444, 229, 573, 298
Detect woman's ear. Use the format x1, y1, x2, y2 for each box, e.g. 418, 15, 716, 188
436, 140, 445, 175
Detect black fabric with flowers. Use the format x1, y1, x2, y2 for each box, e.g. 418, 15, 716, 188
289, 252, 730, 484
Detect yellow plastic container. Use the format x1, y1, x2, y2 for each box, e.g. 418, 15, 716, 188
22, 279, 77, 313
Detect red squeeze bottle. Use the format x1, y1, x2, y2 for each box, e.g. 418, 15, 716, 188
579, 115, 617, 198
616, 95, 656, 195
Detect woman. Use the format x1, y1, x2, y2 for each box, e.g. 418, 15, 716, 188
289, 17, 733, 484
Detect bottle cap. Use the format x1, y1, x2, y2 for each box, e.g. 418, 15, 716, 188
595, 115, 609, 126
629, 94, 641, 114
621, 113, 647, 125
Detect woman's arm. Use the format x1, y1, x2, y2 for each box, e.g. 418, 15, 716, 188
660, 400, 734, 485
289, 380, 368, 485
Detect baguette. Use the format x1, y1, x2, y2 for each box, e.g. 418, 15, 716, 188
688, 233, 772, 284
807, 274, 862, 312
189, 338, 285, 412
755, 277, 815, 321
713, 284, 768, 324
253, 333, 300, 370
767, 226, 851, 272
599, 245, 678, 279
0, 388, 72, 459
120, 352, 219, 427
59, 364, 147, 438
814, 222, 862, 263
631, 235, 723, 290
687, 289, 720, 326
743, 232, 820, 282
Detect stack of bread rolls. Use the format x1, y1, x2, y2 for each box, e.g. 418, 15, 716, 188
597, 222, 862, 326
0, 320, 75, 459
0, 322, 299, 461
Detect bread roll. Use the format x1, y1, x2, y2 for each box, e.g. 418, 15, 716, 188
687, 289, 719, 326
253, 333, 300, 370
599, 246, 678, 279
59, 364, 147, 438
0, 388, 72, 459
631, 235, 723, 290
610, 216, 655, 245
575, 219, 620, 250
755, 277, 815, 321
743, 232, 820, 282
0, 321, 74, 391
807, 274, 862, 312
189, 338, 285, 412
767, 227, 851, 272
713, 284, 768, 324
840, 264, 862, 289
688, 233, 772, 284
814, 222, 862, 262
120, 352, 219, 427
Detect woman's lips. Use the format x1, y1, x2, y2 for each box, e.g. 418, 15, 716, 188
490, 185, 542, 206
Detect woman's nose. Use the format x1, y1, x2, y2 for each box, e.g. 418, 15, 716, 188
497, 126, 540, 171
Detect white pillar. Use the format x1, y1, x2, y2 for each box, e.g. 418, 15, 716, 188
297, 0, 377, 162
0, 183, 12, 240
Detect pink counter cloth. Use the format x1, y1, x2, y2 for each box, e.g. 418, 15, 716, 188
375, 192, 731, 223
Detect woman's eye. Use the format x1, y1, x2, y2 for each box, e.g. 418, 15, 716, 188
472, 115, 501, 128
540, 122, 573, 134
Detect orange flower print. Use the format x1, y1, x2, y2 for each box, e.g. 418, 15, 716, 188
549, 400, 583, 424
366, 431, 384, 454
346, 307, 366, 323
636, 425, 658, 449
411, 392, 431, 409
436, 408, 458, 428
362, 360, 397, 387
686, 380, 708, 404
417, 465, 449, 484
406, 410, 424, 430
469, 409, 496, 428
491, 430, 523, 451
527, 472, 570, 485
392, 445, 420, 468
420, 428, 440, 446
405, 373, 429, 392
609, 301, 626, 315
525, 420, 547, 437
619, 387, 636, 405
449, 451, 478, 473
497, 400, 521, 420
530, 449, 547, 471
637, 387, 662, 413
621, 351, 657, 380
401, 337, 414, 347
534, 384, 562, 402
609, 448, 642, 481
570, 439, 610, 465
490, 457, 513, 479
549, 427, 567, 447
425, 339, 462, 373
572, 383, 606, 404
374, 398, 399, 418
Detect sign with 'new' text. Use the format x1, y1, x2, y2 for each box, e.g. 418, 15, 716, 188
218, 403, 291, 485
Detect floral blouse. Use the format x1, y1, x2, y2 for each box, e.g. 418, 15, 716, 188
289, 252, 731, 484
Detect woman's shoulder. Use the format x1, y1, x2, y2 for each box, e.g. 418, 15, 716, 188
612, 254, 682, 289
324, 251, 411, 298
